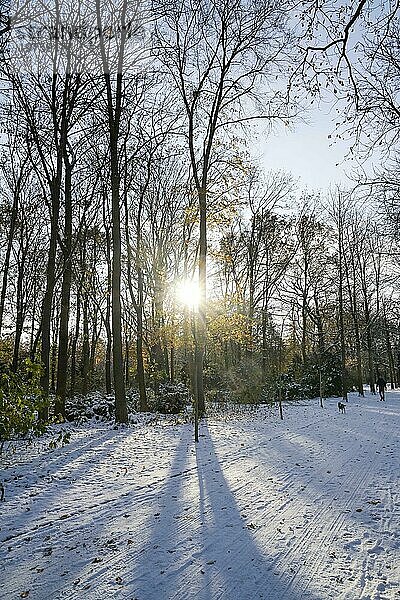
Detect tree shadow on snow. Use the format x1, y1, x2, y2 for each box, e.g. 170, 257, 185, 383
193, 421, 315, 600
130, 421, 315, 600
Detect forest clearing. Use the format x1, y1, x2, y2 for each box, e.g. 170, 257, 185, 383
1, 390, 399, 600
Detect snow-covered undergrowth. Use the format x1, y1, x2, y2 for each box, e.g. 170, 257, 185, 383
64, 383, 191, 424
1, 391, 399, 599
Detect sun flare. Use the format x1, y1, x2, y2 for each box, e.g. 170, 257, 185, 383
176, 279, 201, 309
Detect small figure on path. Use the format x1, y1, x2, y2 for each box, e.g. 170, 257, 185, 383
376, 376, 386, 401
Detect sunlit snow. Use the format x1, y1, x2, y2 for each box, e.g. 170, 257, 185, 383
1, 391, 399, 599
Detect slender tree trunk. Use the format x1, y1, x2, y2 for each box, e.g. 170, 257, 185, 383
97, 0, 128, 423
105, 320, 112, 395
364, 301, 375, 394
81, 294, 90, 396
301, 256, 308, 363
261, 308, 268, 380
40, 178, 60, 420
108, 121, 127, 420
345, 248, 364, 396
383, 307, 396, 388
125, 333, 130, 387
136, 268, 148, 410
0, 185, 19, 336
69, 283, 81, 401
123, 179, 147, 410
12, 250, 26, 371
55, 161, 73, 418
29, 280, 37, 360
104, 206, 113, 395
50, 333, 57, 394
170, 345, 174, 383
337, 205, 348, 403
89, 312, 99, 384
196, 186, 207, 416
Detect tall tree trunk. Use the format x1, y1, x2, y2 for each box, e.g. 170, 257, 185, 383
104, 204, 113, 395
105, 319, 112, 395
69, 283, 81, 401
123, 186, 147, 411
81, 293, 90, 396
351, 282, 364, 397
39, 178, 60, 420
337, 203, 348, 403
55, 161, 72, 418
0, 183, 19, 336
345, 247, 364, 396
170, 345, 174, 383
50, 331, 57, 394
364, 299, 375, 394
196, 186, 207, 416
125, 335, 130, 387
301, 256, 308, 364
110, 140, 127, 421
89, 311, 99, 384
136, 268, 148, 410
383, 306, 396, 388
12, 249, 26, 371
29, 279, 38, 360
97, 0, 128, 423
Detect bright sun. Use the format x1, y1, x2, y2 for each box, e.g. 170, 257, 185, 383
176, 279, 201, 309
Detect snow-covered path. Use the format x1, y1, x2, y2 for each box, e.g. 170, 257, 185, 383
1, 391, 399, 599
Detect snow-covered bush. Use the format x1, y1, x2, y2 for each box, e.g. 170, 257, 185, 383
65, 392, 115, 422
149, 382, 190, 414
64, 384, 189, 422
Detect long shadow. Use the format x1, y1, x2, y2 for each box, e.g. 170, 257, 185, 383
0, 425, 141, 598
124, 429, 197, 599
193, 421, 317, 600
0, 426, 134, 531
128, 422, 316, 600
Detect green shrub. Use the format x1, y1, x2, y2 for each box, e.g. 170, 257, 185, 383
0, 360, 47, 449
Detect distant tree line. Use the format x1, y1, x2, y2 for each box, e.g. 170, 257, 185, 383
0, 0, 400, 425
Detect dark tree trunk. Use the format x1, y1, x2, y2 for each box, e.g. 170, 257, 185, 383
55, 161, 73, 418
97, 0, 128, 423
170, 345, 174, 383
12, 250, 26, 372
29, 280, 38, 361
39, 178, 60, 420
104, 205, 113, 395
196, 186, 207, 416
81, 294, 90, 396
69, 283, 81, 401
125, 334, 130, 387
136, 268, 148, 410
383, 307, 396, 388
105, 321, 112, 395
0, 183, 19, 336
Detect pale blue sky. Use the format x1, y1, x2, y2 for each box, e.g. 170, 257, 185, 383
257, 107, 356, 192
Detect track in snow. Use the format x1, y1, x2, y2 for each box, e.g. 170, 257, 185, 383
1, 391, 399, 600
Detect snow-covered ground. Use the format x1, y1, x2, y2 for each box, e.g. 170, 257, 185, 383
1, 390, 399, 600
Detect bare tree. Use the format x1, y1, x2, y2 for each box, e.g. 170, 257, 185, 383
155, 0, 300, 417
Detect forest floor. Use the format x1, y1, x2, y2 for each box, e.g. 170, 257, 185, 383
1, 390, 400, 600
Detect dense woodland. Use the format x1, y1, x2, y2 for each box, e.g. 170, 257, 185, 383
1, 0, 400, 435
